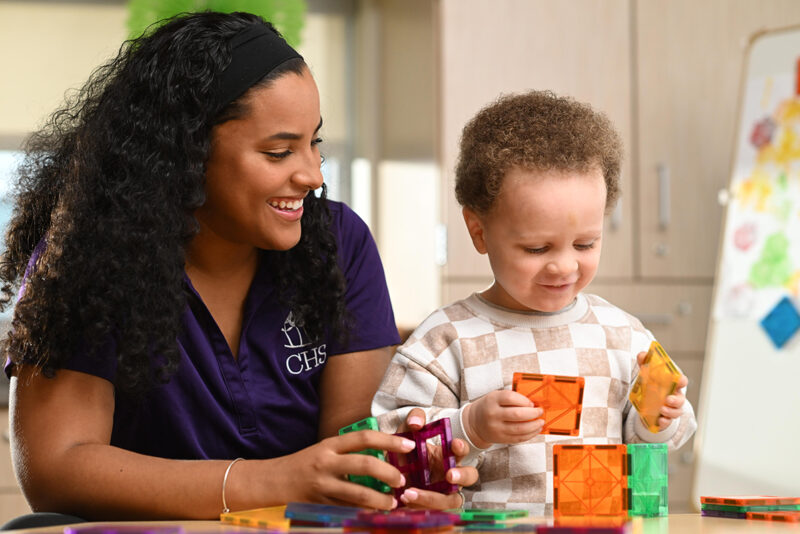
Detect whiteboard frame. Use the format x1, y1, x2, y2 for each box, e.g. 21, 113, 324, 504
692, 24, 800, 506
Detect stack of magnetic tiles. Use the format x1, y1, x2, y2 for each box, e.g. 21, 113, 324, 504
516, 340, 678, 520
700, 495, 800, 522
336, 340, 678, 521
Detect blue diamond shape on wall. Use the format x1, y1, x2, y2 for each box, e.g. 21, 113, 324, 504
760, 296, 800, 349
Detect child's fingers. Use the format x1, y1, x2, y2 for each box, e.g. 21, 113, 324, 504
636, 351, 647, 365
676, 374, 689, 388
502, 406, 543, 422
665, 391, 686, 409
497, 389, 535, 407
504, 419, 544, 437
660, 404, 684, 420
657, 416, 673, 431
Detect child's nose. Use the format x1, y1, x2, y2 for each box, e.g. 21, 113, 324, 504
546, 253, 578, 274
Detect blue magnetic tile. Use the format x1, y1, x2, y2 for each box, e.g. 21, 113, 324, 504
760, 296, 800, 349
284, 502, 362, 525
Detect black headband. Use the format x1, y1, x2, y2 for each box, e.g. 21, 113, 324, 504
217, 24, 303, 108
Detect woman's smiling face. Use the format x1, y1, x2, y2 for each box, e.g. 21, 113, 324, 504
197, 67, 324, 251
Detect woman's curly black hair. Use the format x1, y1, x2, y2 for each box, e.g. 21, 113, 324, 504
0, 11, 348, 395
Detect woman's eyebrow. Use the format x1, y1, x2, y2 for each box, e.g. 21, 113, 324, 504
267, 117, 323, 141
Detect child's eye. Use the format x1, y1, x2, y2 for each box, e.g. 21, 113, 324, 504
264, 150, 292, 160
525, 247, 548, 254
575, 242, 596, 250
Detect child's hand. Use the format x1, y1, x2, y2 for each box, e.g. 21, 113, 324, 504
464, 390, 544, 449
636, 351, 690, 431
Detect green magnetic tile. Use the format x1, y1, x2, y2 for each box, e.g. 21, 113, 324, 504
458, 509, 529, 522
339, 416, 390, 493
628, 443, 668, 517
702, 503, 800, 512
339, 416, 380, 434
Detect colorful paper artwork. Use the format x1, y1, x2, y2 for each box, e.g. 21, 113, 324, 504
715, 69, 800, 325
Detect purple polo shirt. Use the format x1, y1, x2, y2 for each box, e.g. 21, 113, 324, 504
7, 201, 400, 460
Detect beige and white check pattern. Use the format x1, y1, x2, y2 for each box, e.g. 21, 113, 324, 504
372, 293, 697, 513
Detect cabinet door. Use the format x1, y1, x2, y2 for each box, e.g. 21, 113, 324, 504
437, 0, 634, 289
635, 0, 800, 278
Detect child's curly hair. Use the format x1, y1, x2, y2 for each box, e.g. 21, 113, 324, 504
455, 90, 622, 214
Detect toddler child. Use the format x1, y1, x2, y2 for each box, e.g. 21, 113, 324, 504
372, 90, 697, 513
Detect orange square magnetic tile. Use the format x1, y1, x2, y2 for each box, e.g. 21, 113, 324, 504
628, 341, 681, 433
512, 373, 584, 436
746, 511, 800, 522
553, 444, 630, 518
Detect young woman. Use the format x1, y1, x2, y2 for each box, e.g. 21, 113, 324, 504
1, 11, 475, 520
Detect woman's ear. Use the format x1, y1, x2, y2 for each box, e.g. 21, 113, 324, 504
462, 207, 488, 255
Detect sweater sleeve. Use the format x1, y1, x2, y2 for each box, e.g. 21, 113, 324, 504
371, 311, 487, 466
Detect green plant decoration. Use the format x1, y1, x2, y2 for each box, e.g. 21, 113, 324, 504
127, 0, 306, 47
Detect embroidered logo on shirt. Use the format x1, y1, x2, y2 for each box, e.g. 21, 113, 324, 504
282, 312, 311, 348
282, 312, 328, 375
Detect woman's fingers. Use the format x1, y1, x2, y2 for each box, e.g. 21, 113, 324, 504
447, 464, 478, 487
405, 408, 426, 431
322, 476, 398, 510
400, 487, 464, 509
332, 430, 416, 455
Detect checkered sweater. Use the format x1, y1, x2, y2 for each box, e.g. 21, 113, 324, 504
371, 293, 697, 513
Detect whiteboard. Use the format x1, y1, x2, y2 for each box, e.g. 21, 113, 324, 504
693, 26, 800, 504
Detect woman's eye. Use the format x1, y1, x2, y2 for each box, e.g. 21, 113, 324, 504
264, 150, 292, 160
312, 137, 324, 146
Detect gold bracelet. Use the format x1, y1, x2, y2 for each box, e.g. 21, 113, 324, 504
221, 457, 244, 514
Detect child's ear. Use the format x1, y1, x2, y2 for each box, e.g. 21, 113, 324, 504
462, 207, 488, 254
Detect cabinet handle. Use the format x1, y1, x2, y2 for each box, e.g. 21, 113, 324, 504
657, 163, 670, 230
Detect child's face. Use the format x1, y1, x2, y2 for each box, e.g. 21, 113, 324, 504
463, 167, 606, 312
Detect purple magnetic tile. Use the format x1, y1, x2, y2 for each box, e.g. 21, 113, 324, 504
352, 509, 459, 528
385, 419, 458, 500
289, 519, 347, 528
284, 501, 362, 524
701, 509, 747, 519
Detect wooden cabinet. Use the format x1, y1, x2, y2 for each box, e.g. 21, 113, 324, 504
635, 0, 800, 279
437, 0, 634, 282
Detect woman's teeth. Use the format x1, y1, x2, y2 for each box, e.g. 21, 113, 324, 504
269, 199, 303, 211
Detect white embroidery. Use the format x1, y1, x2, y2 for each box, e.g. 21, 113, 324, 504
282, 311, 311, 348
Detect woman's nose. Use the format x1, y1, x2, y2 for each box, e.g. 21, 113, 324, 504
293, 149, 324, 190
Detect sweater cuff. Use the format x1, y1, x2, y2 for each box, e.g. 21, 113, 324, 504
633, 414, 679, 443
449, 404, 488, 467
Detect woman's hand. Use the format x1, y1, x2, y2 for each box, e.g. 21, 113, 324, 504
395, 408, 479, 509
270, 430, 416, 510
